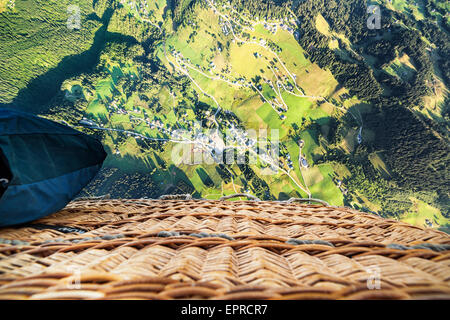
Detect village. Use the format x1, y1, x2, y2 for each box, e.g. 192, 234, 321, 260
73, 0, 362, 202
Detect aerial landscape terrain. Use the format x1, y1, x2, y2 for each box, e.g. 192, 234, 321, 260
0, 0, 449, 231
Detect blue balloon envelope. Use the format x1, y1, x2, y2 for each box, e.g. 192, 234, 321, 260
0, 108, 106, 226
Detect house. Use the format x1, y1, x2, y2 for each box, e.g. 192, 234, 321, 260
300, 156, 309, 168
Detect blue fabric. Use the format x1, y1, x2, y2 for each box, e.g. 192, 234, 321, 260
0, 108, 106, 226
0, 164, 102, 227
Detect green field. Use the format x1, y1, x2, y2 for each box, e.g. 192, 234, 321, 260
402, 198, 448, 228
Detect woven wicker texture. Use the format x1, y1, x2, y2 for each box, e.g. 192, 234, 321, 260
0, 199, 449, 300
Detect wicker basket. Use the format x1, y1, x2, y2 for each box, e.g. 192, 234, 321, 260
0, 199, 449, 300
